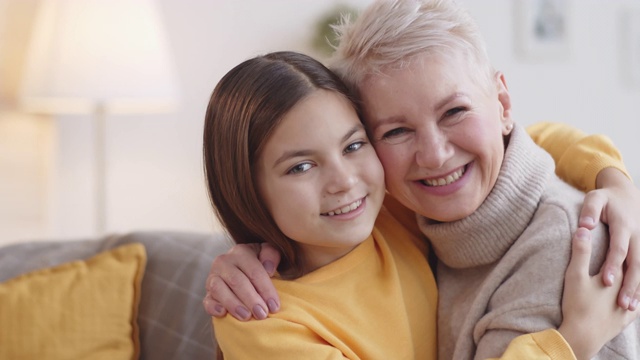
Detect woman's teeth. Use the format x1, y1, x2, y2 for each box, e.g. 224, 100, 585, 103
423, 167, 465, 187
323, 199, 362, 216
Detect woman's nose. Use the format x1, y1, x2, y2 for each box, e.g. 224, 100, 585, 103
414, 129, 453, 169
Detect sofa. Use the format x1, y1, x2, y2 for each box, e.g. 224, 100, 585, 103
0, 230, 232, 360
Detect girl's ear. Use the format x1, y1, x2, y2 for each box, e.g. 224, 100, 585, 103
495, 71, 514, 135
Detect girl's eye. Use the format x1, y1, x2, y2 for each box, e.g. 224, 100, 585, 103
379, 127, 411, 144
344, 141, 365, 154
287, 162, 313, 175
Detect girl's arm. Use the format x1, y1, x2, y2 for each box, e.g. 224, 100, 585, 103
491, 329, 574, 360
528, 122, 640, 310
527, 122, 629, 192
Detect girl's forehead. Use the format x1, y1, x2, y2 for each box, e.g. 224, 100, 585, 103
267, 90, 361, 143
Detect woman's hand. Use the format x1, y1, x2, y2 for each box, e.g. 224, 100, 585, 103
203, 243, 281, 321
579, 167, 640, 310
559, 228, 639, 360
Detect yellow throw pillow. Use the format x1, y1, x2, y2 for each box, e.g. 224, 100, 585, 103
0, 243, 146, 360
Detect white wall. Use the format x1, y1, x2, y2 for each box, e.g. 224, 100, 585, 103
464, 0, 640, 182
0, 0, 638, 245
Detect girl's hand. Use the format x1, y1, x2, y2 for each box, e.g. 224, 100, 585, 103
203, 242, 281, 321
579, 167, 640, 310
559, 228, 639, 360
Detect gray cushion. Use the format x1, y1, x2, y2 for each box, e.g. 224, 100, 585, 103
0, 231, 233, 360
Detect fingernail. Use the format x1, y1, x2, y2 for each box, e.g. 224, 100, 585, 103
630, 299, 639, 311
253, 305, 267, 320
622, 295, 631, 309
576, 231, 588, 241
580, 216, 595, 226
214, 304, 225, 315
267, 298, 279, 313
263, 260, 275, 274
235, 306, 251, 320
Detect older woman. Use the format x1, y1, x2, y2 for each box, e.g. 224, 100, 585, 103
328, 1, 640, 357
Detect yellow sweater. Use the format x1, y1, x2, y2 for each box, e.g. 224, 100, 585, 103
213, 122, 628, 359
214, 203, 438, 359
527, 122, 629, 191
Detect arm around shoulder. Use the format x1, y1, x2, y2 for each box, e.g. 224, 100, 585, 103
527, 121, 629, 192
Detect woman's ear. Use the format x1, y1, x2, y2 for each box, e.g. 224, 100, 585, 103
495, 71, 514, 135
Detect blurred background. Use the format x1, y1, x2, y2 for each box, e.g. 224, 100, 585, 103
0, 0, 638, 246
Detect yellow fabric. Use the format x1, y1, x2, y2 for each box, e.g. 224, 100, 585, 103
527, 122, 629, 192
492, 330, 576, 360
0, 243, 146, 360
214, 203, 575, 359
214, 204, 438, 359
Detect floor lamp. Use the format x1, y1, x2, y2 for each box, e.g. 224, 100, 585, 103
19, 0, 179, 235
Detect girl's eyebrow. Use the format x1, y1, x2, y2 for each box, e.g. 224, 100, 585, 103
272, 124, 365, 168
273, 149, 314, 168
342, 123, 365, 143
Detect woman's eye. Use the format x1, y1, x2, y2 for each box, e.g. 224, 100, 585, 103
344, 141, 365, 154
379, 127, 411, 144
443, 106, 465, 118
382, 128, 406, 139
287, 162, 313, 174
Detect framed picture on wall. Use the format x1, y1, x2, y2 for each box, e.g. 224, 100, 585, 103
514, 0, 571, 61
620, 7, 640, 89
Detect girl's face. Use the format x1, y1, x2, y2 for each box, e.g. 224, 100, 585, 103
256, 89, 385, 273
359, 53, 512, 222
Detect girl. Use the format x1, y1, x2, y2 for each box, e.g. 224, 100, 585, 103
203, 51, 633, 359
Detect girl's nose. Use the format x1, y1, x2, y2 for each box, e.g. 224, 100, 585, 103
325, 160, 358, 194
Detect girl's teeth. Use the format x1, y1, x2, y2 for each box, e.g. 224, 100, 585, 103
424, 167, 465, 187
325, 199, 362, 216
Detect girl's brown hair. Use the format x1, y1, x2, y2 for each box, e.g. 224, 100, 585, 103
203, 51, 359, 278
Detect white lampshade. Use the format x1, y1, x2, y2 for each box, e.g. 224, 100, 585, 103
20, 0, 179, 114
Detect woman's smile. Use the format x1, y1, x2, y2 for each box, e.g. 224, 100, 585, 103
420, 165, 467, 187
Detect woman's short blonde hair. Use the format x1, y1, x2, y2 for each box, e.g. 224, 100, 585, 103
330, 0, 495, 95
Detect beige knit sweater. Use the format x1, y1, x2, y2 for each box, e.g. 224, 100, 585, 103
419, 124, 640, 360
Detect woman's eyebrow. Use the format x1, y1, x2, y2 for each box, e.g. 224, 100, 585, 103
434, 92, 468, 112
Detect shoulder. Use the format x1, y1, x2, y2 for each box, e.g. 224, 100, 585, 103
536, 174, 608, 246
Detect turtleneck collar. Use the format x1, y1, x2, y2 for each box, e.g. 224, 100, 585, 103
417, 124, 555, 268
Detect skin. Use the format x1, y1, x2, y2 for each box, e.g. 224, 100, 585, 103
360, 53, 512, 223
560, 227, 639, 360
592, 167, 640, 308
256, 89, 385, 275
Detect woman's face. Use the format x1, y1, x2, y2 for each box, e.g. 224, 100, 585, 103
359, 53, 513, 222
256, 89, 385, 272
